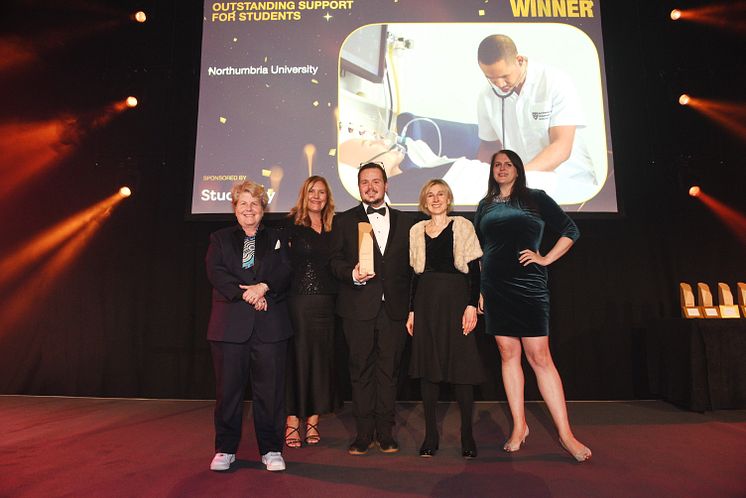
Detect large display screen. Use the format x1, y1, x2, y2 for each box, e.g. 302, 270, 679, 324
193, 0, 616, 214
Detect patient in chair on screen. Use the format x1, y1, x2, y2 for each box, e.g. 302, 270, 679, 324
338, 120, 489, 207
338, 110, 600, 206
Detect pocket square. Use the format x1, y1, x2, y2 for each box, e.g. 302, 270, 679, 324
274, 239, 281, 250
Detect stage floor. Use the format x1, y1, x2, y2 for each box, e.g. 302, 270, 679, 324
1, 396, 745, 497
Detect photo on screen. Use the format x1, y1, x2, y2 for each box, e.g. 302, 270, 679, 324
337, 23, 610, 209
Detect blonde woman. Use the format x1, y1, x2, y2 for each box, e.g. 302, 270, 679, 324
284, 176, 341, 448
407, 179, 485, 458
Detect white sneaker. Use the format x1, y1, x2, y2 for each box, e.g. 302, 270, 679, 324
210, 452, 235, 471
261, 451, 286, 471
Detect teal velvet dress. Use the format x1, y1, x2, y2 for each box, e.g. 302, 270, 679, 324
474, 189, 579, 337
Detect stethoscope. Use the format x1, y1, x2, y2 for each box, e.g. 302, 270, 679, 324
487, 59, 527, 148
490, 84, 514, 148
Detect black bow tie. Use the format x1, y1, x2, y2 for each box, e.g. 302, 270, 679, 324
366, 206, 386, 216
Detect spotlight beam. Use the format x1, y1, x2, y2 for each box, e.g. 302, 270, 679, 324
696, 191, 746, 246
0, 37, 37, 71
0, 192, 126, 333
0, 120, 74, 198
672, 3, 746, 32
0, 216, 103, 333
0, 20, 123, 73
685, 97, 746, 141
0, 99, 136, 197
0, 192, 123, 290
92, 97, 138, 129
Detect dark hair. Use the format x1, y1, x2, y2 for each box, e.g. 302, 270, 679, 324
477, 34, 518, 65
480, 149, 536, 211
357, 162, 388, 184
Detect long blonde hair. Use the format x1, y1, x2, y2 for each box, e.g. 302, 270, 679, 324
288, 176, 335, 231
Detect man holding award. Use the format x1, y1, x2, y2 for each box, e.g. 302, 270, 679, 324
330, 162, 414, 455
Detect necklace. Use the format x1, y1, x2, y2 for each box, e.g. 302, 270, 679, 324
494, 193, 511, 204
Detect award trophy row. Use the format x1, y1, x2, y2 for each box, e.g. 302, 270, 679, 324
679, 282, 746, 319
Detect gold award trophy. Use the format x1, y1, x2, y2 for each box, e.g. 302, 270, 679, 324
717, 283, 741, 319
358, 222, 375, 275
679, 282, 702, 318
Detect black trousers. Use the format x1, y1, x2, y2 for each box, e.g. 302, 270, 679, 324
210, 334, 288, 456
342, 303, 407, 441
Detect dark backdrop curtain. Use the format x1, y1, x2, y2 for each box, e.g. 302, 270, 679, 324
0, 0, 743, 400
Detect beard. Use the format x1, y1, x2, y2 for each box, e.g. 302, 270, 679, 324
362, 190, 384, 206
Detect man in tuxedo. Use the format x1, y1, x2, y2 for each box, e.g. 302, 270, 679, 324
330, 162, 414, 455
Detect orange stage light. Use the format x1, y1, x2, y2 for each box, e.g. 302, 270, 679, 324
134, 11, 147, 23
679, 94, 690, 106
119, 186, 132, 197
91, 97, 139, 129
670, 3, 746, 33
0, 192, 127, 332
684, 96, 746, 141
688, 186, 701, 197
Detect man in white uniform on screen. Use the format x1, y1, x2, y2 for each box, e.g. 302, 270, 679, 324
475, 34, 597, 204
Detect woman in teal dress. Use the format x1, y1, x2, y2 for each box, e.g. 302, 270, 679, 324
474, 149, 592, 462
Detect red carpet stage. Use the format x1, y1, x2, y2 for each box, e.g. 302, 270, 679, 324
2, 396, 745, 497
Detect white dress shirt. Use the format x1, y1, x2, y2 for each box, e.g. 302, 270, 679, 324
477, 61, 595, 185
363, 203, 390, 254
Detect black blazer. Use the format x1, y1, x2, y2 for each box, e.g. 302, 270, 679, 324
330, 204, 414, 321
205, 224, 293, 343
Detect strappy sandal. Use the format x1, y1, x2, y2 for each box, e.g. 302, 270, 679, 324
285, 424, 302, 448
305, 422, 320, 445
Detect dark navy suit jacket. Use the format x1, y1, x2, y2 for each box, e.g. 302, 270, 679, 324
205, 224, 293, 343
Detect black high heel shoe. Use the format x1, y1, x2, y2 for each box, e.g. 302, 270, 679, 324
461, 436, 477, 459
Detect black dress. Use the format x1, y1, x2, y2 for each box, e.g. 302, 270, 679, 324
474, 189, 579, 337
408, 221, 485, 385
285, 223, 341, 417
